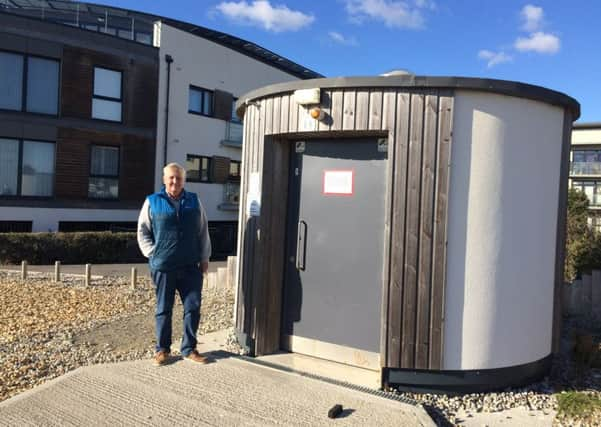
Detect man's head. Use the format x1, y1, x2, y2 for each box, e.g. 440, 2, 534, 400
163, 163, 186, 198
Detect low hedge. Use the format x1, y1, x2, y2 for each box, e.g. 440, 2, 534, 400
0, 232, 145, 265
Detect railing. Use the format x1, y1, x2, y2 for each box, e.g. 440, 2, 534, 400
221, 121, 243, 148
218, 182, 240, 211
570, 161, 601, 176
0, 0, 154, 45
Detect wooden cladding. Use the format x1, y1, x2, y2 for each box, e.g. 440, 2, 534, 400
210, 155, 231, 184
61, 46, 158, 128
56, 127, 154, 202
236, 88, 454, 370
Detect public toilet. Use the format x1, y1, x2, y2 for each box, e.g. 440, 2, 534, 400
233, 75, 580, 392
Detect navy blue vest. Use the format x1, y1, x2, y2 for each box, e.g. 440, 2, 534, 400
148, 188, 202, 272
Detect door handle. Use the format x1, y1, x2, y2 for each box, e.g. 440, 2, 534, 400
296, 220, 307, 271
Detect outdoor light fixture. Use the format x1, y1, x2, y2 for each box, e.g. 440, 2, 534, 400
309, 107, 324, 120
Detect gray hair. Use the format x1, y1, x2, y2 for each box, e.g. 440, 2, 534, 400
163, 162, 186, 180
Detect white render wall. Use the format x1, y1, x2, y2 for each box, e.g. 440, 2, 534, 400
154, 22, 300, 221
443, 91, 565, 370
0, 207, 138, 232
572, 128, 601, 145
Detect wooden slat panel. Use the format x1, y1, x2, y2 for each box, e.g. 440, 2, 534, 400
265, 97, 273, 136
342, 90, 356, 130
318, 90, 332, 132
429, 94, 453, 369
380, 89, 397, 367
280, 94, 290, 134
331, 91, 343, 131
426, 94, 453, 368
369, 91, 383, 130
272, 96, 281, 134
415, 92, 439, 369
355, 90, 369, 131
401, 93, 424, 368
289, 95, 299, 132
387, 91, 411, 367
552, 110, 572, 353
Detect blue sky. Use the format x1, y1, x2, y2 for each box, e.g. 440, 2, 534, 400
100, 0, 600, 122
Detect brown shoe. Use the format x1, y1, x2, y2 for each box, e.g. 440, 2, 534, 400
153, 350, 170, 366
184, 350, 209, 364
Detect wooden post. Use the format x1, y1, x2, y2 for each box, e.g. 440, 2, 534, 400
85, 264, 91, 287
21, 260, 27, 280
131, 267, 137, 291
54, 261, 61, 282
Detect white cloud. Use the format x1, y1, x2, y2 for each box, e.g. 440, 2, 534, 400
520, 4, 543, 32
478, 50, 513, 68
215, 1, 314, 32
328, 31, 359, 46
414, 0, 436, 10
344, 0, 426, 29
514, 32, 560, 54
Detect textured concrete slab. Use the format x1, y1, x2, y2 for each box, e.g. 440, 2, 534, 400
0, 355, 433, 426
454, 407, 556, 426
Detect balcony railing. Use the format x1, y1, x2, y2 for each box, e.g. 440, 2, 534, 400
221, 121, 243, 148
570, 162, 601, 176
218, 182, 240, 211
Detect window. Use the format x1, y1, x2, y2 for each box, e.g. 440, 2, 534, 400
231, 98, 241, 123
89, 145, 119, 199
92, 67, 122, 122
571, 150, 601, 176
229, 160, 241, 181
0, 51, 59, 115
188, 86, 214, 116
572, 180, 601, 207
0, 138, 55, 197
186, 155, 211, 183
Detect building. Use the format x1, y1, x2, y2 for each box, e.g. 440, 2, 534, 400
0, 0, 320, 258
570, 122, 601, 232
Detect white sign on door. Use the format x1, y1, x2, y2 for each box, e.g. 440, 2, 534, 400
323, 170, 354, 196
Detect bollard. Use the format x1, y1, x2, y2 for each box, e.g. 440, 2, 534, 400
54, 261, 61, 282
131, 267, 137, 291
85, 264, 91, 287
21, 260, 27, 280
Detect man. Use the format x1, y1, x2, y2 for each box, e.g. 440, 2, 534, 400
137, 162, 211, 366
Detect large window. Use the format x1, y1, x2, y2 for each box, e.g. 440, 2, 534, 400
188, 86, 214, 117
0, 138, 55, 197
0, 51, 59, 115
89, 145, 119, 199
571, 150, 601, 176
186, 155, 211, 182
92, 67, 122, 122
572, 180, 601, 207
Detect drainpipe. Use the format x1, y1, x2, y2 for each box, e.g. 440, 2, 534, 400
163, 54, 173, 167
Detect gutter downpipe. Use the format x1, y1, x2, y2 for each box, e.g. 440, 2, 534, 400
163, 54, 173, 167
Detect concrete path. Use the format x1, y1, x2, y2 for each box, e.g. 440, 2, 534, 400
0, 354, 434, 426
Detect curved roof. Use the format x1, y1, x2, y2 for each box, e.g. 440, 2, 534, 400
1, 0, 322, 80
236, 75, 580, 119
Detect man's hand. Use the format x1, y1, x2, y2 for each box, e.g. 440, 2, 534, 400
201, 261, 209, 274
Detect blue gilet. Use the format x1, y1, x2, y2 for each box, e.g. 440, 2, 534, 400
148, 188, 201, 272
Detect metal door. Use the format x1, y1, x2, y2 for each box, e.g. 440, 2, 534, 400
282, 138, 387, 369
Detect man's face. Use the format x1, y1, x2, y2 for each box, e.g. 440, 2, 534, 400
163, 168, 184, 197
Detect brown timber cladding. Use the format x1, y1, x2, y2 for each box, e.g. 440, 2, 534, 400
236, 87, 454, 370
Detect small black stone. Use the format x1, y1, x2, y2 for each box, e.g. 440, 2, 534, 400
328, 404, 343, 419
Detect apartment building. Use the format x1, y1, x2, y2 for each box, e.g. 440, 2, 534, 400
570, 122, 601, 231
0, 0, 320, 258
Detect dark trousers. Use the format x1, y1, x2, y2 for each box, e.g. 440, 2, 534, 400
151, 265, 203, 356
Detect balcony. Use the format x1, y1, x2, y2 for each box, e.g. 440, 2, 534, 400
570, 161, 601, 176
221, 121, 243, 148
218, 182, 240, 211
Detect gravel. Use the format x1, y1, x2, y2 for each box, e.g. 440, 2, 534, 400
2, 270, 600, 425
0, 270, 234, 403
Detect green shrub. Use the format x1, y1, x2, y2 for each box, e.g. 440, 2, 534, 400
565, 189, 601, 281
0, 232, 145, 265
